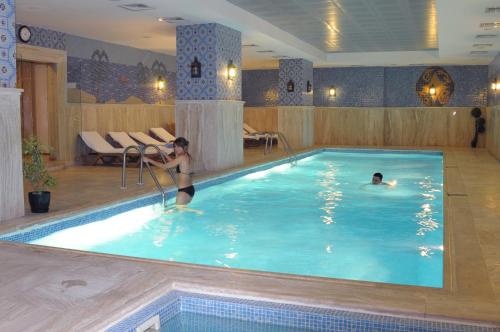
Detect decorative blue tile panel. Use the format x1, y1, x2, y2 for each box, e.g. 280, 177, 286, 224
242, 69, 279, 106
279, 58, 313, 106
313, 67, 385, 107
0, 0, 16, 88
385, 66, 488, 107
15, 24, 66, 50
108, 290, 500, 332
488, 52, 500, 106
68, 55, 176, 104
246, 66, 488, 107
176, 23, 241, 101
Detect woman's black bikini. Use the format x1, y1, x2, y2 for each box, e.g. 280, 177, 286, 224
176, 164, 195, 198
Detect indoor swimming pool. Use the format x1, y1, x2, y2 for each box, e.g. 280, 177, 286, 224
2, 149, 444, 287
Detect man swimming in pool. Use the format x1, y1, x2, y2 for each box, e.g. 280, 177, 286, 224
372, 172, 386, 185
143, 137, 195, 206
371, 172, 397, 187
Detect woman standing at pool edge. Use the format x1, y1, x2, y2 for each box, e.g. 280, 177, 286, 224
143, 137, 195, 206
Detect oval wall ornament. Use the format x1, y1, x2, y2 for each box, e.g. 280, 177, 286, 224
416, 66, 454, 107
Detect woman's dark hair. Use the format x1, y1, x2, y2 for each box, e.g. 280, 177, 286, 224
373, 172, 383, 180
173, 137, 191, 158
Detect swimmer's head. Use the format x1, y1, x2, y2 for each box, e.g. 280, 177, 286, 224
372, 172, 383, 185
173, 137, 189, 155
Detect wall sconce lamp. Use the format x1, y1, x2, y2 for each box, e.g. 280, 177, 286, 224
329, 86, 336, 97
287, 79, 295, 92
227, 60, 237, 80
156, 75, 166, 91
429, 84, 436, 97
306, 80, 312, 93
491, 77, 499, 90
190, 56, 201, 78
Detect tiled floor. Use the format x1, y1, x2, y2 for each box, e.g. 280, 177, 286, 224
0, 146, 499, 331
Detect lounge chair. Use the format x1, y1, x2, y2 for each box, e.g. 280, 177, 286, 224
128, 131, 174, 155
108, 132, 159, 155
243, 123, 278, 145
244, 133, 261, 148
80, 131, 125, 165
150, 127, 175, 143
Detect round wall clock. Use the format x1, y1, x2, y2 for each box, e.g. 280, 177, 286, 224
18, 25, 32, 43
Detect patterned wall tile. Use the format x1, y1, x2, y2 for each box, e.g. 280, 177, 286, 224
15, 23, 176, 104
488, 52, 500, 106
176, 23, 241, 101
313, 67, 385, 107
68, 55, 175, 104
15, 24, 66, 50
242, 69, 278, 106
245, 65, 488, 108
278, 58, 313, 106
384, 66, 488, 107
0, 0, 16, 88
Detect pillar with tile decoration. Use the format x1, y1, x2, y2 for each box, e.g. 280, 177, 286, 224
175, 23, 244, 172
0, 0, 24, 221
278, 58, 315, 149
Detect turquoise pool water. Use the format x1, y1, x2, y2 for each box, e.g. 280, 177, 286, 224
31, 150, 444, 287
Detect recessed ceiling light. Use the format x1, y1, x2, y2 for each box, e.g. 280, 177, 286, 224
473, 43, 493, 48
475, 34, 497, 39
158, 17, 185, 23
470, 50, 489, 55
242, 44, 258, 47
256, 50, 275, 53
143, 36, 152, 39
272, 55, 289, 59
485, 7, 500, 14
479, 22, 500, 30
118, 3, 155, 11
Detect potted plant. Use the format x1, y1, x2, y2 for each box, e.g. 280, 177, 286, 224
22, 136, 56, 213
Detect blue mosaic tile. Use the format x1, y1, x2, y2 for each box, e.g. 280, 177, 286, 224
176, 23, 241, 101
0, 0, 15, 88
242, 69, 278, 107
244, 66, 488, 108
279, 58, 313, 106
108, 291, 500, 332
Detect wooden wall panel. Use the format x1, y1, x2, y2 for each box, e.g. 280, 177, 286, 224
315, 107, 385, 146
486, 106, 500, 160
243, 107, 278, 132
277, 106, 315, 148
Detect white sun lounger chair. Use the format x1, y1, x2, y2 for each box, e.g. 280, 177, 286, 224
128, 131, 173, 155
80, 131, 125, 165
150, 127, 176, 143
243, 123, 278, 139
108, 132, 159, 155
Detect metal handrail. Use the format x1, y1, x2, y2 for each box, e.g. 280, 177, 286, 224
121, 145, 144, 189
120, 144, 177, 207
141, 144, 178, 187
256, 131, 297, 165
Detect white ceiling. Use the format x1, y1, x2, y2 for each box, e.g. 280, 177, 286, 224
15, 0, 500, 69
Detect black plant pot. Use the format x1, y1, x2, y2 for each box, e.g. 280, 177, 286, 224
28, 191, 51, 213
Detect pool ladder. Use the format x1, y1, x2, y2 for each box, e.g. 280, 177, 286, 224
120, 144, 177, 207
260, 131, 297, 165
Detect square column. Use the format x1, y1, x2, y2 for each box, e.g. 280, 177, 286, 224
278, 59, 314, 149
0, 89, 24, 221
176, 23, 243, 172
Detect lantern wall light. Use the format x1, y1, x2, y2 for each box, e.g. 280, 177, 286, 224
227, 60, 237, 80
329, 86, 336, 97
190, 57, 201, 78
287, 79, 295, 92
156, 76, 166, 91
